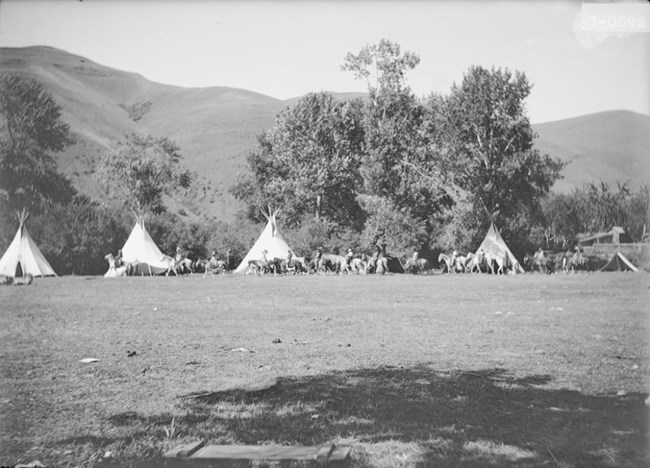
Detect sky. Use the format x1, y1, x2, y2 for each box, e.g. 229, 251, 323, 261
0, 0, 648, 123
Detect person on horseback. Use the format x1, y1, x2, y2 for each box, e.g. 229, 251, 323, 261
345, 248, 354, 267
313, 248, 323, 273
114, 249, 124, 268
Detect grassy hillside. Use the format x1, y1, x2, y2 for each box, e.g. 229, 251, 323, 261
533, 110, 650, 193
0, 46, 285, 220
1, 46, 648, 221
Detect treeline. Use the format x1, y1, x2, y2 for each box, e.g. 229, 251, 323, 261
538, 182, 649, 248
231, 41, 649, 258
232, 40, 562, 258
1, 40, 649, 275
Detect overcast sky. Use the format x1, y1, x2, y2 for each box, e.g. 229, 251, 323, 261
0, 0, 648, 123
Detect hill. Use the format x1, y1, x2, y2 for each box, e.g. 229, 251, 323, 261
1, 46, 648, 221
532, 111, 650, 193
0, 46, 286, 220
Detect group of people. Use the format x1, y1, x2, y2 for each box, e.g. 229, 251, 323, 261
524, 245, 589, 274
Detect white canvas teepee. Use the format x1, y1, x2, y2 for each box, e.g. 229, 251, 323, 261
121, 214, 168, 275
0, 210, 57, 277
235, 207, 295, 274
475, 222, 525, 274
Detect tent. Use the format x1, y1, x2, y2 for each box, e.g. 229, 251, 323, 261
475, 222, 525, 274
235, 207, 295, 274
121, 215, 168, 275
0, 210, 57, 278
599, 252, 639, 272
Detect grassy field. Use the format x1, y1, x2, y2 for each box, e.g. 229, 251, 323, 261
1, 272, 648, 468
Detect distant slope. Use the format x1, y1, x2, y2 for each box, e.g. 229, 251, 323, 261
1, 46, 648, 222
533, 111, 650, 192
0, 46, 285, 220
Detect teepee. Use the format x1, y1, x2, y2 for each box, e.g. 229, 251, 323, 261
235, 207, 295, 274
0, 209, 57, 277
121, 213, 168, 275
475, 222, 525, 274
599, 252, 639, 272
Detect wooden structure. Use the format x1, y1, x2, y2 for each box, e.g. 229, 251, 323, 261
164, 440, 350, 463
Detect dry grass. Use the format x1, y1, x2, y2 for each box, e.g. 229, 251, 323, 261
1, 272, 648, 467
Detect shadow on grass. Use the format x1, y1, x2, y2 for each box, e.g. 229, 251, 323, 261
87, 365, 650, 467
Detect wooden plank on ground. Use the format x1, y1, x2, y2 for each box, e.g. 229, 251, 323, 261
164, 440, 205, 458
164, 441, 349, 462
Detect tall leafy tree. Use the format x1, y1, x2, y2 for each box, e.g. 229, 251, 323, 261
343, 39, 452, 251
232, 92, 366, 228
443, 66, 565, 237
0, 73, 76, 210
97, 134, 191, 214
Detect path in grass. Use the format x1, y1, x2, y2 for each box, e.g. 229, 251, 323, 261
1, 272, 648, 467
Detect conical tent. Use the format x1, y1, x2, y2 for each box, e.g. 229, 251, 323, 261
235, 207, 295, 273
475, 222, 525, 274
599, 252, 639, 272
0, 210, 57, 277
121, 215, 168, 275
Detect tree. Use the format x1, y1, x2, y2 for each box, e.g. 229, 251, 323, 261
97, 134, 191, 214
0, 74, 76, 210
443, 66, 565, 235
231, 92, 366, 228
541, 182, 650, 245
342, 38, 420, 103
343, 39, 452, 250
540, 192, 583, 248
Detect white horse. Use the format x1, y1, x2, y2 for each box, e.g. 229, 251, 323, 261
104, 253, 128, 278
405, 252, 430, 274
161, 255, 179, 276
454, 254, 468, 273
438, 253, 453, 274
485, 252, 507, 275
465, 251, 484, 273
350, 257, 368, 274
174, 250, 194, 275
245, 250, 277, 275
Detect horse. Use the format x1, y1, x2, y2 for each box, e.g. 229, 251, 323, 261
173, 249, 194, 275
454, 255, 467, 273
524, 252, 551, 274
279, 255, 308, 275
438, 253, 453, 274
161, 255, 179, 276
104, 253, 129, 278
2, 273, 33, 286
244, 259, 264, 275
244, 250, 279, 275
317, 253, 350, 274
293, 257, 309, 274
484, 252, 508, 275
203, 256, 228, 277
365, 252, 388, 275
465, 251, 485, 273
565, 252, 588, 273
350, 257, 368, 274
192, 258, 208, 273
405, 252, 430, 274
175, 258, 194, 275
